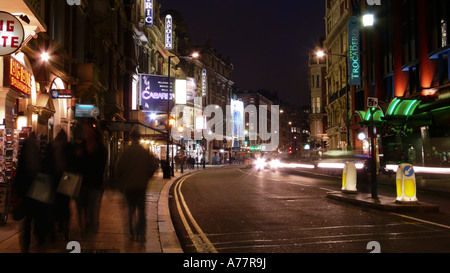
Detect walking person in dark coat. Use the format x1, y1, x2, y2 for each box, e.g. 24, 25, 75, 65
115, 128, 158, 242
44, 129, 74, 241
74, 124, 107, 235
15, 132, 49, 252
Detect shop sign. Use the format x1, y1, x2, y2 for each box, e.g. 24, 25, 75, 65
139, 74, 174, 113
0, 11, 25, 56
7, 56, 32, 96
75, 104, 99, 118
50, 89, 73, 99
348, 16, 361, 86
175, 79, 186, 105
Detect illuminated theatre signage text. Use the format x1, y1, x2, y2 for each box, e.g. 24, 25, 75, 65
139, 74, 175, 112
165, 15, 172, 50
145, 0, 153, 26
0, 11, 25, 56
8, 56, 32, 96
202, 69, 207, 97
348, 16, 361, 86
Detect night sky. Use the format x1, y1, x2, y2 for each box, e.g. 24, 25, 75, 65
160, 0, 325, 108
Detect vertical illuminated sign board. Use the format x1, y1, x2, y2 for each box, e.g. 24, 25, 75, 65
348, 16, 361, 86
202, 69, 207, 97
165, 15, 173, 50
145, 0, 153, 26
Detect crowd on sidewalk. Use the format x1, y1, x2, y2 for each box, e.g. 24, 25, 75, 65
8, 124, 160, 253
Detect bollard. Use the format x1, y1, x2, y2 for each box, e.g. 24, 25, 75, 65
396, 163, 418, 203
342, 162, 357, 193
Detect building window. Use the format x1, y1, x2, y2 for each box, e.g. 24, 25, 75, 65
408, 66, 419, 95
312, 98, 317, 113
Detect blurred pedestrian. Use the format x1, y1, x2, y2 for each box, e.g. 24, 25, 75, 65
15, 132, 50, 252
188, 156, 194, 169
174, 154, 180, 171
74, 124, 107, 235
115, 128, 158, 242
44, 129, 74, 241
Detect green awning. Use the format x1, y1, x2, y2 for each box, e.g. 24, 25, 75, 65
382, 97, 432, 126
385, 98, 421, 117
358, 108, 384, 126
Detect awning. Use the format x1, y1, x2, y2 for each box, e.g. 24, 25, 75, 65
0, 1, 47, 42
381, 97, 432, 126
357, 108, 384, 126
127, 122, 166, 138
36, 93, 55, 116
418, 99, 450, 126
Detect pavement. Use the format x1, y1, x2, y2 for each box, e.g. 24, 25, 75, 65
0, 164, 218, 253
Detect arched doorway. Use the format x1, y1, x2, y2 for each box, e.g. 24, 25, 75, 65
49, 77, 71, 141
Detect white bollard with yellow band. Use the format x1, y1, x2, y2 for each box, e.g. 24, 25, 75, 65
342, 162, 357, 193
396, 164, 418, 203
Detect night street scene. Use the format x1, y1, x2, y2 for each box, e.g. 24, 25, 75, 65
0, 0, 450, 270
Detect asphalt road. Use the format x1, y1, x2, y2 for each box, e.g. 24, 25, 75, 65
169, 165, 450, 253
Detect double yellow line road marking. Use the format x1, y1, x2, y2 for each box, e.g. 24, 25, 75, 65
173, 174, 218, 253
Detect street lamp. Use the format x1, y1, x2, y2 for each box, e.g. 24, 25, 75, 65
165, 52, 200, 178
362, 13, 375, 27
41, 52, 50, 62
316, 50, 351, 152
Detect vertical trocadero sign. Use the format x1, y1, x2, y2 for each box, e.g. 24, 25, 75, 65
348, 16, 361, 86
0, 11, 25, 56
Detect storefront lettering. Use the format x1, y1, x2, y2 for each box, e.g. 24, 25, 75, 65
348, 17, 361, 85
141, 91, 173, 101
10, 57, 32, 96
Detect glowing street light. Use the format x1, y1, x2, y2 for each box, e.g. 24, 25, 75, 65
316, 50, 325, 58
41, 52, 50, 62
363, 13, 375, 27
191, 52, 200, 59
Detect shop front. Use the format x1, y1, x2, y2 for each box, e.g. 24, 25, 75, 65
380, 96, 450, 167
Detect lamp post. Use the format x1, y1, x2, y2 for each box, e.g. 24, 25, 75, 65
362, 10, 377, 199
165, 52, 200, 178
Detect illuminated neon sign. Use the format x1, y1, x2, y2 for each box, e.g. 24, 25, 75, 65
348, 16, 361, 86
145, 0, 153, 26
165, 15, 172, 49
9, 56, 32, 96
140, 74, 175, 112
202, 69, 207, 97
